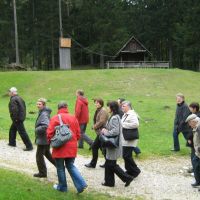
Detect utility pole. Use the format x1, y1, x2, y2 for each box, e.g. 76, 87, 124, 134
59, 0, 63, 38
13, 0, 19, 65
58, 0, 71, 70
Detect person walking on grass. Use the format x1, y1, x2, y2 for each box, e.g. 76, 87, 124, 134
185, 114, 200, 191
101, 101, 134, 187
121, 101, 141, 178
171, 93, 191, 152
75, 89, 93, 149
33, 98, 56, 178
85, 98, 109, 168
8, 87, 33, 151
47, 102, 87, 193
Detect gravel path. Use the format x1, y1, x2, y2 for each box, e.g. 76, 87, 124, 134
0, 140, 199, 200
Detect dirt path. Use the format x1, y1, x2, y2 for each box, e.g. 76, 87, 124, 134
0, 140, 199, 200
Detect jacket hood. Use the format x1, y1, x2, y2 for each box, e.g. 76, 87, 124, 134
78, 96, 88, 105
57, 107, 69, 114
40, 107, 52, 115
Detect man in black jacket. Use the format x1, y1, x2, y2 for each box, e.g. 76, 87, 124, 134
34, 98, 55, 178
171, 93, 191, 151
8, 87, 33, 151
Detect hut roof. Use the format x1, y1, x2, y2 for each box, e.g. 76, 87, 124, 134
114, 35, 151, 58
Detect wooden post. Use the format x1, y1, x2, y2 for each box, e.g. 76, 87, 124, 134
13, 0, 19, 65
59, 38, 71, 69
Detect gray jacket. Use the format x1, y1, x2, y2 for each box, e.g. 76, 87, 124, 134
193, 122, 200, 159
104, 114, 122, 160
35, 107, 51, 145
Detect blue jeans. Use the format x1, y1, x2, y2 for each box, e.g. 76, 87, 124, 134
173, 128, 188, 150
55, 158, 87, 192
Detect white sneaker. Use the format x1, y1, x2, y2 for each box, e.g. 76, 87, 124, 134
53, 184, 58, 190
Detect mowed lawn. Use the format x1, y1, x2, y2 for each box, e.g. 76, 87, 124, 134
0, 168, 124, 200
0, 68, 198, 157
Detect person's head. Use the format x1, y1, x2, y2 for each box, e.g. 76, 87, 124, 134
121, 101, 132, 113
176, 93, 185, 104
189, 102, 200, 114
58, 101, 68, 110
37, 98, 47, 110
117, 98, 125, 106
186, 114, 200, 129
93, 98, 104, 109
107, 101, 119, 115
8, 87, 18, 96
76, 89, 84, 97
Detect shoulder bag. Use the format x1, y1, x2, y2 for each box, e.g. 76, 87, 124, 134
50, 114, 72, 148
99, 115, 120, 148
122, 114, 139, 140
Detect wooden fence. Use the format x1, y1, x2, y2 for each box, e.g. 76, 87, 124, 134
106, 61, 169, 69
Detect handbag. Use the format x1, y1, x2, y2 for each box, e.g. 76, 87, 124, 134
122, 128, 139, 140
99, 115, 120, 148
99, 134, 119, 148
50, 114, 72, 148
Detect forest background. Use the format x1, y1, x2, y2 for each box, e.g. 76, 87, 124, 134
0, 0, 200, 70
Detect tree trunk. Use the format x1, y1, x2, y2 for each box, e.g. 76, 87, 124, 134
90, 53, 94, 65
13, 0, 19, 65
100, 44, 104, 68
169, 43, 173, 68
198, 58, 200, 72
51, 38, 55, 70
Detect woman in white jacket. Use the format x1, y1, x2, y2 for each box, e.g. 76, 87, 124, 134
121, 101, 141, 178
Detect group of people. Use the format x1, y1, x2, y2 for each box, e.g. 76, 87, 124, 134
8, 85, 200, 193
171, 93, 200, 191
7, 87, 141, 193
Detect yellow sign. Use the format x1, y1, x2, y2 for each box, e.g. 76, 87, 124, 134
60, 38, 71, 48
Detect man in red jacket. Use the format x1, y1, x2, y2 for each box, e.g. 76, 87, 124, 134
47, 101, 87, 193
75, 90, 93, 149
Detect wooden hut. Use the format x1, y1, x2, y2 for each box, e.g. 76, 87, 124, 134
114, 35, 151, 62
107, 35, 169, 68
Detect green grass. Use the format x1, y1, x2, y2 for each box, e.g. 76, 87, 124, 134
0, 68, 198, 157
0, 168, 126, 200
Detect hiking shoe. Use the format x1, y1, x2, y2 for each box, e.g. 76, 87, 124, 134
85, 163, 95, 168
99, 163, 105, 168
77, 185, 88, 194
191, 182, 200, 188
8, 143, 16, 147
23, 147, 33, 151
125, 176, 134, 187
53, 184, 67, 192
33, 173, 47, 178
170, 148, 180, 152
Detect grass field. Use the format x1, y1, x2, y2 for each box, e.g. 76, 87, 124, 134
0, 168, 126, 200
0, 68, 198, 157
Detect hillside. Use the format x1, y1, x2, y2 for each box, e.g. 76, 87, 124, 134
0, 68, 199, 157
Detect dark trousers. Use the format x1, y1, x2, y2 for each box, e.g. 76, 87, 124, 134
192, 155, 200, 184
90, 135, 105, 167
9, 121, 33, 148
78, 124, 93, 148
123, 146, 141, 177
104, 159, 132, 186
191, 147, 195, 169
36, 145, 56, 176
173, 128, 188, 150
